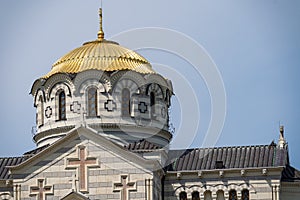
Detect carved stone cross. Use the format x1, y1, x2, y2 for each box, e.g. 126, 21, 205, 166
29, 179, 53, 200
138, 102, 148, 113
104, 99, 116, 112
69, 174, 79, 192
45, 106, 52, 118
66, 145, 99, 193
113, 175, 137, 200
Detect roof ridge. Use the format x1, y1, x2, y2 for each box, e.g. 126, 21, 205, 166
0, 155, 29, 159
170, 144, 276, 151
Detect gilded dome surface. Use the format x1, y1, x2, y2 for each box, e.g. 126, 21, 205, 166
43, 39, 155, 78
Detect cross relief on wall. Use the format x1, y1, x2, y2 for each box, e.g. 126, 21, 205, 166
45, 106, 52, 118
29, 178, 53, 200
104, 99, 117, 112
65, 145, 100, 193
138, 102, 148, 113
113, 175, 137, 200
70, 101, 81, 114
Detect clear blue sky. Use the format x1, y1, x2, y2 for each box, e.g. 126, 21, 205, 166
0, 0, 299, 168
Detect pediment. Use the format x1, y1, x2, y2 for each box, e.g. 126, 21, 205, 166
61, 191, 89, 200
9, 126, 161, 178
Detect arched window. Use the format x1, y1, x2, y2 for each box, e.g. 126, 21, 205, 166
204, 190, 212, 200
216, 190, 225, 200
150, 91, 155, 118
58, 91, 66, 120
242, 189, 250, 200
229, 190, 237, 200
121, 88, 130, 117
192, 191, 200, 200
179, 191, 187, 200
87, 87, 97, 117
37, 96, 44, 126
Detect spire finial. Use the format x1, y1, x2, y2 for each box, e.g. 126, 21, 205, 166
278, 125, 286, 149
280, 125, 284, 140
97, 6, 105, 41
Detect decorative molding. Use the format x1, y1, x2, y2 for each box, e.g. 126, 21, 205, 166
198, 171, 203, 178
44, 73, 73, 99
0, 192, 12, 200
262, 168, 267, 175
241, 169, 246, 176
177, 172, 182, 179
219, 170, 224, 177
146, 83, 164, 100
111, 70, 146, 92
113, 78, 139, 97
73, 70, 109, 95
174, 183, 253, 200
33, 89, 46, 107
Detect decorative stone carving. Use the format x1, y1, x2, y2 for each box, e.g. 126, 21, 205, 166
65, 145, 99, 193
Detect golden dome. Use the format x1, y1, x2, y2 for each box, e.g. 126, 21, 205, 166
43, 39, 155, 78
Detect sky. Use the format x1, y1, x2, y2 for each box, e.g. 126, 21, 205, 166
0, 0, 299, 169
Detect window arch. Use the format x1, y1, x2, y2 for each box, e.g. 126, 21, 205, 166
87, 87, 97, 117
121, 88, 130, 117
37, 96, 44, 127
192, 191, 200, 200
58, 91, 66, 120
150, 91, 155, 118
229, 190, 237, 200
242, 189, 250, 200
216, 190, 225, 200
179, 191, 187, 200
204, 190, 212, 200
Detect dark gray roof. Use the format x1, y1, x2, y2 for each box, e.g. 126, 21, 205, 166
281, 165, 300, 182
125, 139, 162, 152
23, 144, 50, 156
0, 144, 50, 180
0, 156, 29, 180
166, 143, 289, 171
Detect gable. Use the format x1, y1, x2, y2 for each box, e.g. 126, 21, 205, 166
61, 191, 89, 200
7, 127, 161, 199
10, 127, 160, 175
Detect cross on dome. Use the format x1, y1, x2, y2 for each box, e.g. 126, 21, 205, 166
97, 7, 104, 41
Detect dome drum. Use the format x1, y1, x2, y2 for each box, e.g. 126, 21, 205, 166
31, 70, 173, 147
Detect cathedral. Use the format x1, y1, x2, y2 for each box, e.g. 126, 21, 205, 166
0, 7, 299, 200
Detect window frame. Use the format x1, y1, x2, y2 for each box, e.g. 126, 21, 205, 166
58, 90, 66, 121
87, 87, 98, 117
241, 189, 250, 200
37, 95, 44, 127
179, 191, 187, 200
121, 88, 131, 117
192, 191, 200, 200
229, 189, 238, 200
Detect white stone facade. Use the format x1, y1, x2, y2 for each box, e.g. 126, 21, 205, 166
31, 70, 173, 148
9, 127, 163, 200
